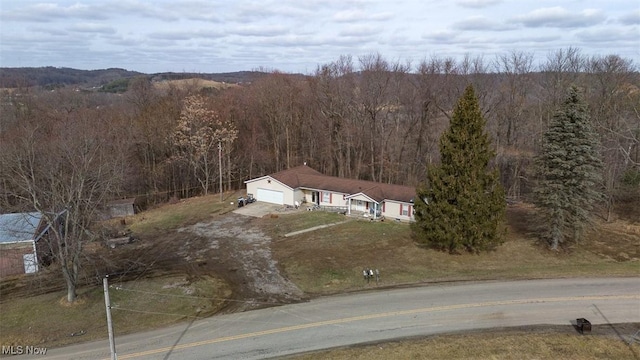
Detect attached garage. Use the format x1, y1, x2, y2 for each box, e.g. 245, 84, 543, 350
244, 165, 415, 220
256, 188, 284, 205
245, 174, 293, 205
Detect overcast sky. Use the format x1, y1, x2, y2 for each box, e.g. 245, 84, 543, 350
1, 0, 638, 74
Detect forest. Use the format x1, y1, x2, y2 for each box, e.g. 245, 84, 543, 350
1, 48, 639, 217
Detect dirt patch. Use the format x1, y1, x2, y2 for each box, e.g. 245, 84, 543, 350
176, 214, 305, 312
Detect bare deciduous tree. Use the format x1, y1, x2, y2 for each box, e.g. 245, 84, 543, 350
0, 107, 125, 302
172, 95, 238, 195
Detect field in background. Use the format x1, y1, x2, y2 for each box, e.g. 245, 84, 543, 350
152, 78, 238, 91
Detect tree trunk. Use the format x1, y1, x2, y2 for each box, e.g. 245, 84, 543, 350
61, 262, 78, 302
550, 210, 563, 251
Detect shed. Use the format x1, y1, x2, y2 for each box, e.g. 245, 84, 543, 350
105, 198, 137, 219
0, 212, 44, 277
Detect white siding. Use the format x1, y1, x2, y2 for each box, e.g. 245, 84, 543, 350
382, 201, 414, 221
319, 191, 348, 206
348, 194, 371, 202
293, 189, 306, 204
246, 177, 294, 205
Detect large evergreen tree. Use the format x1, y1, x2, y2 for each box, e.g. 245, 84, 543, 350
534, 86, 603, 250
412, 85, 505, 253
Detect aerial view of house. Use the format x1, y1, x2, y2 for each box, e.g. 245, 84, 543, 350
245, 164, 416, 221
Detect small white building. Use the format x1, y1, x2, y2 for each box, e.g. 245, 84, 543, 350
245, 165, 416, 221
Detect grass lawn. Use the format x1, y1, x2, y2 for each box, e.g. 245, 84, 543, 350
126, 191, 241, 236
1, 196, 638, 354
0, 275, 231, 348
263, 204, 639, 295
287, 326, 640, 360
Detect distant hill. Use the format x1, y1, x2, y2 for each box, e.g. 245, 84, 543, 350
0, 67, 268, 89
0, 67, 143, 89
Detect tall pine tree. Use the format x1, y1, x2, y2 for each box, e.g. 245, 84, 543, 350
534, 86, 603, 250
412, 85, 505, 254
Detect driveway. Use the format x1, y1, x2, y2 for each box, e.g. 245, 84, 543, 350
233, 201, 281, 218
174, 202, 304, 312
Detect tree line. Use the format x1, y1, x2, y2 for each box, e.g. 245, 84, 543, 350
413, 84, 605, 253
1, 48, 638, 301
2, 48, 637, 210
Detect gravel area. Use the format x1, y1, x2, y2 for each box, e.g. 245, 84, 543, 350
177, 213, 305, 312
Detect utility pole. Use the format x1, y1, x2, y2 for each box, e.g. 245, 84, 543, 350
103, 276, 117, 360
218, 141, 223, 202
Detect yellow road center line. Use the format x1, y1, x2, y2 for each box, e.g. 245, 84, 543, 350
113, 294, 640, 359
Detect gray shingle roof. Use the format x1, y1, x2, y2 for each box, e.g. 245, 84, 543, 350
0, 212, 43, 243
270, 165, 415, 203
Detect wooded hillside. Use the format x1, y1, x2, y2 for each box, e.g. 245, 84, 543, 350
1, 49, 638, 216
0, 67, 266, 89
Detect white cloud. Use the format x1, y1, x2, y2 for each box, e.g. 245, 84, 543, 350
333, 9, 393, 22
30, 26, 69, 36
1, 2, 107, 22
67, 23, 117, 34
456, 0, 502, 9
618, 10, 640, 25
453, 16, 515, 31
512, 7, 606, 28
576, 27, 640, 43
231, 25, 289, 37
339, 24, 382, 37
422, 30, 460, 44
494, 34, 561, 45
0, 0, 637, 73
147, 29, 224, 41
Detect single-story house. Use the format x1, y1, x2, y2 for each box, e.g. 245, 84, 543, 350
0, 212, 44, 277
244, 165, 416, 221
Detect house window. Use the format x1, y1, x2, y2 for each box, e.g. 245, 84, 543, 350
322, 192, 330, 203
401, 204, 408, 216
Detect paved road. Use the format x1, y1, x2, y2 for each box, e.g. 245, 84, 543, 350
21, 278, 640, 360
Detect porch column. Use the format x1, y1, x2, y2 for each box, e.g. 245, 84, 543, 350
348, 198, 351, 215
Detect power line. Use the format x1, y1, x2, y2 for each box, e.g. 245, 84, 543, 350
113, 286, 285, 306
111, 307, 202, 318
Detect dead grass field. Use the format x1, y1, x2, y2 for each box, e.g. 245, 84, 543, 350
0, 275, 230, 348
126, 192, 240, 236
264, 203, 639, 295
287, 325, 640, 360
0, 195, 638, 353
152, 78, 238, 91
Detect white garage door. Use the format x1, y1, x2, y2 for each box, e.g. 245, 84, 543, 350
256, 188, 284, 205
